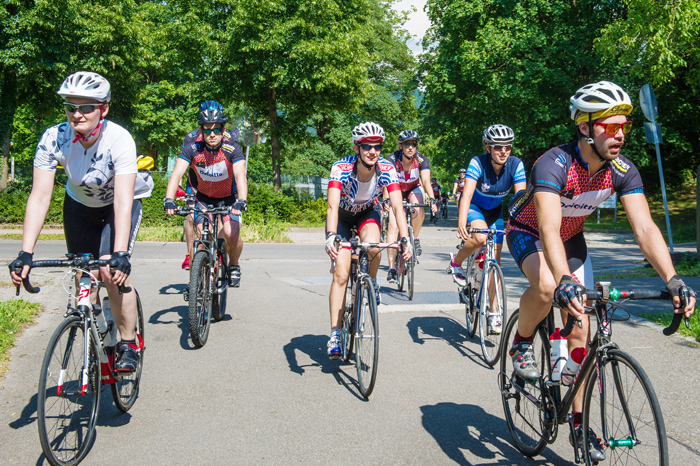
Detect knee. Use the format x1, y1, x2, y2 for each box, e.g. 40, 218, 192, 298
333, 269, 350, 287
534, 279, 556, 304
476, 235, 487, 248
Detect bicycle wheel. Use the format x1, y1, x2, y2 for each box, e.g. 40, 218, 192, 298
582, 350, 668, 466
464, 283, 478, 338
479, 262, 507, 366
341, 305, 355, 362
38, 316, 100, 466
397, 255, 405, 292
499, 309, 549, 457
407, 257, 415, 300
189, 250, 212, 347
112, 289, 145, 413
355, 278, 379, 398
212, 239, 228, 322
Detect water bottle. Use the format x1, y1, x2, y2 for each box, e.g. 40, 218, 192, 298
93, 303, 108, 335
561, 347, 587, 386
473, 251, 485, 289
102, 297, 117, 348
549, 328, 568, 382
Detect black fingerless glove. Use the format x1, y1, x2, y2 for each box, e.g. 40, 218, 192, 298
110, 251, 131, 276
233, 199, 247, 212
163, 198, 177, 211
666, 275, 696, 306
554, 275, 584, 308
9, 251, 33, 274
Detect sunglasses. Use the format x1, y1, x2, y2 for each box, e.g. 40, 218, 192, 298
63, 103, 100, 114
359, 143, 383, 151
202, 127, 224, 135
491, 144, 512, 151
594, 121, 633, 135
402, 142, 417, 147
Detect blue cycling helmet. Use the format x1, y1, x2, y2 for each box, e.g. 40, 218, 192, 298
198, 100, 227, 125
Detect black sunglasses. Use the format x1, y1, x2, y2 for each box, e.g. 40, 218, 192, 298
359, 143, 382, 151
402, 142, 417, 147
202, 127, 224, 135
63, 103, 100, 114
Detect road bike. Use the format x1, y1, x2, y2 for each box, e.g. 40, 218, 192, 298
396, 201, 429, 301
177, 203, 231, 347
440, 200, 448, 221
379, 200, 390, 243
499, 281, 689, 465
333, 236, 404, 399
449, 228, 507, 366
15, 254, 144, 466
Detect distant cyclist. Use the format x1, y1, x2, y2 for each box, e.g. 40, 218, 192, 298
324, 122, 412, 359
384, 130, 438, 283
506, 81, 696, 459
164, 100, 247, 288
9, 71, 151, 373
448, 125, 526, 301
452, 168, 467, 207
430, 177, 441, 200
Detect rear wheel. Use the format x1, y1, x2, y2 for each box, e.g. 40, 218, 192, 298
38, 316, 100, 466
355, 278, 379, 398
582, 350, 668, 466
112, 290, 145, 413
478, 263, 507, 366
212, 239, 228, 322
189, 251, 212, 347
499, 310, 549, 457
465, 284, 478, 338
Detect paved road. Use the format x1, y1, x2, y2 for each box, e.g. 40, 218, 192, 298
1, 207, 698, 465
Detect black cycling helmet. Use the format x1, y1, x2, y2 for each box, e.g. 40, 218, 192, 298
398, 129, 419, 143
198, 100, 227, 125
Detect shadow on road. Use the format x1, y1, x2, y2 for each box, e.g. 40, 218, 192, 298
149, 304, 199, 350
406, 316, 491, 369
421, 402, 567, 465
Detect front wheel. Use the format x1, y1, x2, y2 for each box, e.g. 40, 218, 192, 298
212, 239, 228, 322
355, 278, 379, 398
397, 255, 405, 292
498, 309, 549, 457
189, 251, 212, 347
38, 316, 100, 466
582, 350, 668, 466
112, 289, 145, 413
407, 257, 415, 301
478, 262, 507, 366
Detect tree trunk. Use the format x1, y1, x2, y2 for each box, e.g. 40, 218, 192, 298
267, 86, 282, 189
0, 72, 18, 192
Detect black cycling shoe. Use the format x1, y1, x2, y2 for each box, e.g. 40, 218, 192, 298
228, 265, 241, 287
114, 341, 140, 373
387, 269, 398, 284
570, 425, 606, 462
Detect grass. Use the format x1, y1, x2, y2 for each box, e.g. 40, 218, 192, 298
0, 299, 42, 377
639, 309, 700, 342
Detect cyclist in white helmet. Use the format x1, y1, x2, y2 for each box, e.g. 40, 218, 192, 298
452, 168, 468, 206
324, 122, 412, 358
505, 81, 695, 460
9, 71, 151, 373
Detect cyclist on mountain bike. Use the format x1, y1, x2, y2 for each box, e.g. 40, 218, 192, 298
452, 168, 467, 207
8, 71, 152, 373
449, 125, 526, 329
325, 122, 413, 358
164, 100, 247, 288
384, 130, 438, 283
505, 81, 696, 459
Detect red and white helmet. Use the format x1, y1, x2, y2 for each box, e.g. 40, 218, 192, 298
351, 122, 385, 144
57, 72, 111, 103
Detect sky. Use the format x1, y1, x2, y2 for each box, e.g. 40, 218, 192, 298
392, 0, 430, 54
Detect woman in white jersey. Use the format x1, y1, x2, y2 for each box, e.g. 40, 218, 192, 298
9, 71, 152, 373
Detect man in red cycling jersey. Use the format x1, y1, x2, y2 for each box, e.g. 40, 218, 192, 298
164, 100, 247, 289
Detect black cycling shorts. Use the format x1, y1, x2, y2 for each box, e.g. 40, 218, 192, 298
63, 194, 142, 259
334, 207, 381, 241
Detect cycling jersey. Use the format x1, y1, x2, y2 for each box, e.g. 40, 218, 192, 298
454, 176, 467, 192
179, 129, 245, 201
328, 155, 400, 213
431, 183, 441, 199
34, 120, 152, 207
386, 151, 430, 193
507, 141, 644, 242
466, 153, 526, 211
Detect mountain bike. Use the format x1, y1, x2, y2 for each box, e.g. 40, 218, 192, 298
449, 228, 507, 366
177, 203, 231, 347
396, 201, 429, 300
333, 236, 405, 399
499, 281, 689, 465
15, 254, 144, 466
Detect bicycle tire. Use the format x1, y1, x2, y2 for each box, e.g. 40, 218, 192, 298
479, 262, 507, 366
465, 283, 478, 338
582, 349, 668, 466
499, 309, 549, 457
38, 316, 100, 466
407, 257, 415, 300
112, 289, 145, 413
398, 255, 405, 292
212, 239, 228, 322
341, 306, 355, 362
189, 250, 212, 347
355, 277, 379, 398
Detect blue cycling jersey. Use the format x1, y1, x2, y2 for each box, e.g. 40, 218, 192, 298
466, 153, 526, 211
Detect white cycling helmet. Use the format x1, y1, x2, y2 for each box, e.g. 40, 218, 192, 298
570, 81, 632, 124
483, 124, 514, 145
352, 122, 385, 143
57, 71, 111, 103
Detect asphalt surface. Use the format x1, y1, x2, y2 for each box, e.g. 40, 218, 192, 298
1, 203, 698, 465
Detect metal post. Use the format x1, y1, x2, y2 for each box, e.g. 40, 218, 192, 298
655, 141, 673, 252
697, 165, 700, 259
10, 157, 14, 183
245, 145, 250, 169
